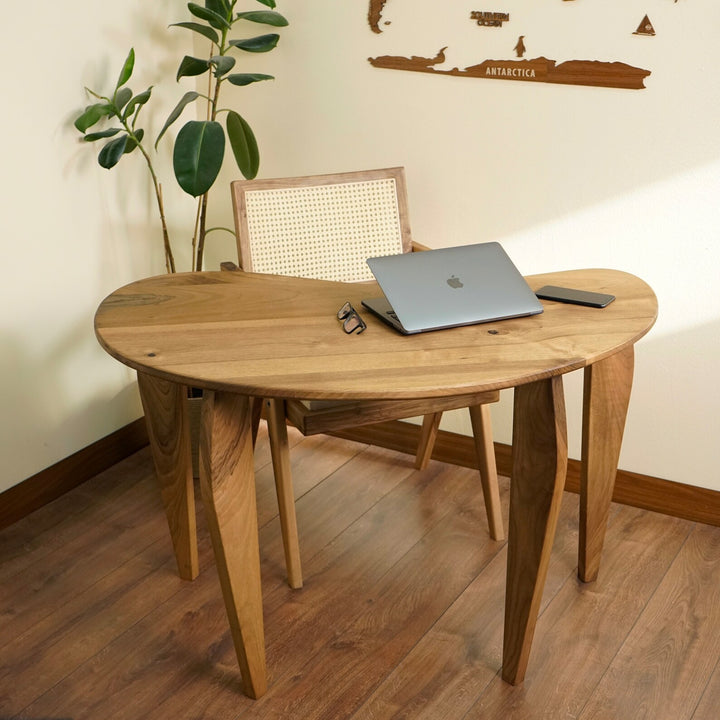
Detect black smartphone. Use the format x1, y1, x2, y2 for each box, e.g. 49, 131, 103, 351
535, 285, 615, 308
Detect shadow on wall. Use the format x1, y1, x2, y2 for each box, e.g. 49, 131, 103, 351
620, 318, 720, 488
444, 317, 720, 490
0, 323, 141, 490
254, 2, 720, 251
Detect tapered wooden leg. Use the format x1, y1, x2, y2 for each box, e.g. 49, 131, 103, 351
266, 399, 303, 589
579, 346, 634, 583
250, 396, 263, 447
415, 412, 443, 470
502, 376, 567, 685
468, 403, 504, 541
199, 391, 267, 699
137, 372, 198, 581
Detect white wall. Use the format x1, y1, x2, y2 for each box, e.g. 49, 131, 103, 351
215, 0, 720, 490
1, 0, 718, 494
1, 1, 194, 491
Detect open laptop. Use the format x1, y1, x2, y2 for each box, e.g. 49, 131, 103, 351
361, 242, 543, 335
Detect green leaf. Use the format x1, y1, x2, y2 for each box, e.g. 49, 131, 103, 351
116, 48, 135, 89
124, 128, 144, 154
235, 11, 288, 26
74, 103, 115, 132
228, 33, 280, 53
226, 72, 274, 86
114, 86, 133, 112
98, 135, 129, 169
226, 110, 259, 180
170, 22, 219, 45
255, 0, 276, 9
176, 55, 210, 80
155, 91, 200, 147
173, 120, 225, 196
188, 3, 230, 30
123, 87, 153, 120
210, 55, 236, 78
206, 0, 230, 16
84, 127, 123, 142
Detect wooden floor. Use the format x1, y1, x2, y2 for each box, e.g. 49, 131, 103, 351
2, 424, 720, 720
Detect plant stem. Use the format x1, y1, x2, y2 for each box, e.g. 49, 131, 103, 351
195, 193, 210, 271
115, 92, 176, 273
195, 43, 225, 272
136, 142, 176, 273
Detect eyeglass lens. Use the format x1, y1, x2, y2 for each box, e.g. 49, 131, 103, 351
337, 301, 366, 334
343, 313, 366, 334
337, 301, 353, 320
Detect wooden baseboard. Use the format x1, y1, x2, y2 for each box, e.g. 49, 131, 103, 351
0, 418, 149, 532
332, 420, 720, 528
4, 416, 718, 533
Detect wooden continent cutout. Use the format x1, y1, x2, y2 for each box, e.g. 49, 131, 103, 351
368, 0, 390, 33
369, 49, 651, 90
367, 1, 652, 89
633, 15, 656, 36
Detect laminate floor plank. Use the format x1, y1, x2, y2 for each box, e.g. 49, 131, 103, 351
0, 422, 270, 717
0, 476, 169, 649
255, 442, 417, 588
2, 428, 719, 720
246, 472, 503, 720
692, 655, 720, 720
467, 506, 693, 720
10, 441, 415, 719
577, 522, 720, 720
154, 460, 489, 720
253, 430, 370, 530
0, 450, 157, 584
0, 535, 203, 715
350, 492, 582, 720
0, 422, 277, 586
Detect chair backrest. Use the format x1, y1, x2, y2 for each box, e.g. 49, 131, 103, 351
230, 167, 412, 282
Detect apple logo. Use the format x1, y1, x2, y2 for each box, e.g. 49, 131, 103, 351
447, 275, 464, 289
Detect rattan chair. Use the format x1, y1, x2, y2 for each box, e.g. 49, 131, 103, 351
230, 167, 503, 588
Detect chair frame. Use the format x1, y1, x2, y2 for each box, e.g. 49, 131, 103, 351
231, 168, 503, 589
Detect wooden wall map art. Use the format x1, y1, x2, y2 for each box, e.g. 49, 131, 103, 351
633, 15, 656, 36
471, 11, 510, 27
367, 1, 653, 90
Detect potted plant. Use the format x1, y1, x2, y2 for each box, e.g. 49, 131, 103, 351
75, 0, 288, 473
74, 0, 288, 273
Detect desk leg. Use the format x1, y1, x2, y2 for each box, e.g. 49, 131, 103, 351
502, 376, 567, 685
137, 372, 199, 581
579, 346, 634, 583
199, 390, 267, 699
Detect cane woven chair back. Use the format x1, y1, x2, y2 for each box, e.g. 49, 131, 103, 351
231, 167, 412, 282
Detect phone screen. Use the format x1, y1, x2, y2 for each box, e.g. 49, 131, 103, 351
535, 285, 615, 308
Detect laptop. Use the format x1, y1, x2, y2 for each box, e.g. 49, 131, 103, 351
361, 242, 543, 335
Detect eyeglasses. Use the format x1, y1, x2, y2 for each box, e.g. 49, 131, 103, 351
337, 301, 367, 334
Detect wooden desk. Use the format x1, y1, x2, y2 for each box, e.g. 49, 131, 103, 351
95, 268, 657, 698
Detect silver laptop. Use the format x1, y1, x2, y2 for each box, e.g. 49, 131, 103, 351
361, 242, 543, 335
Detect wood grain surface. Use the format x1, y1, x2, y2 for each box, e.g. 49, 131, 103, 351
137, 372, 198, 580
95, 268, 657, 400
502, 375, 568, 684
4, 428, 718, 720
198, 390, 267, 698
579, 346, 635, 582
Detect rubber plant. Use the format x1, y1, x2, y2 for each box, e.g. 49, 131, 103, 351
74, 0, 288, 273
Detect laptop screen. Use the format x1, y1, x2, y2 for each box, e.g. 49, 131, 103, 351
362, 242, 542, 334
